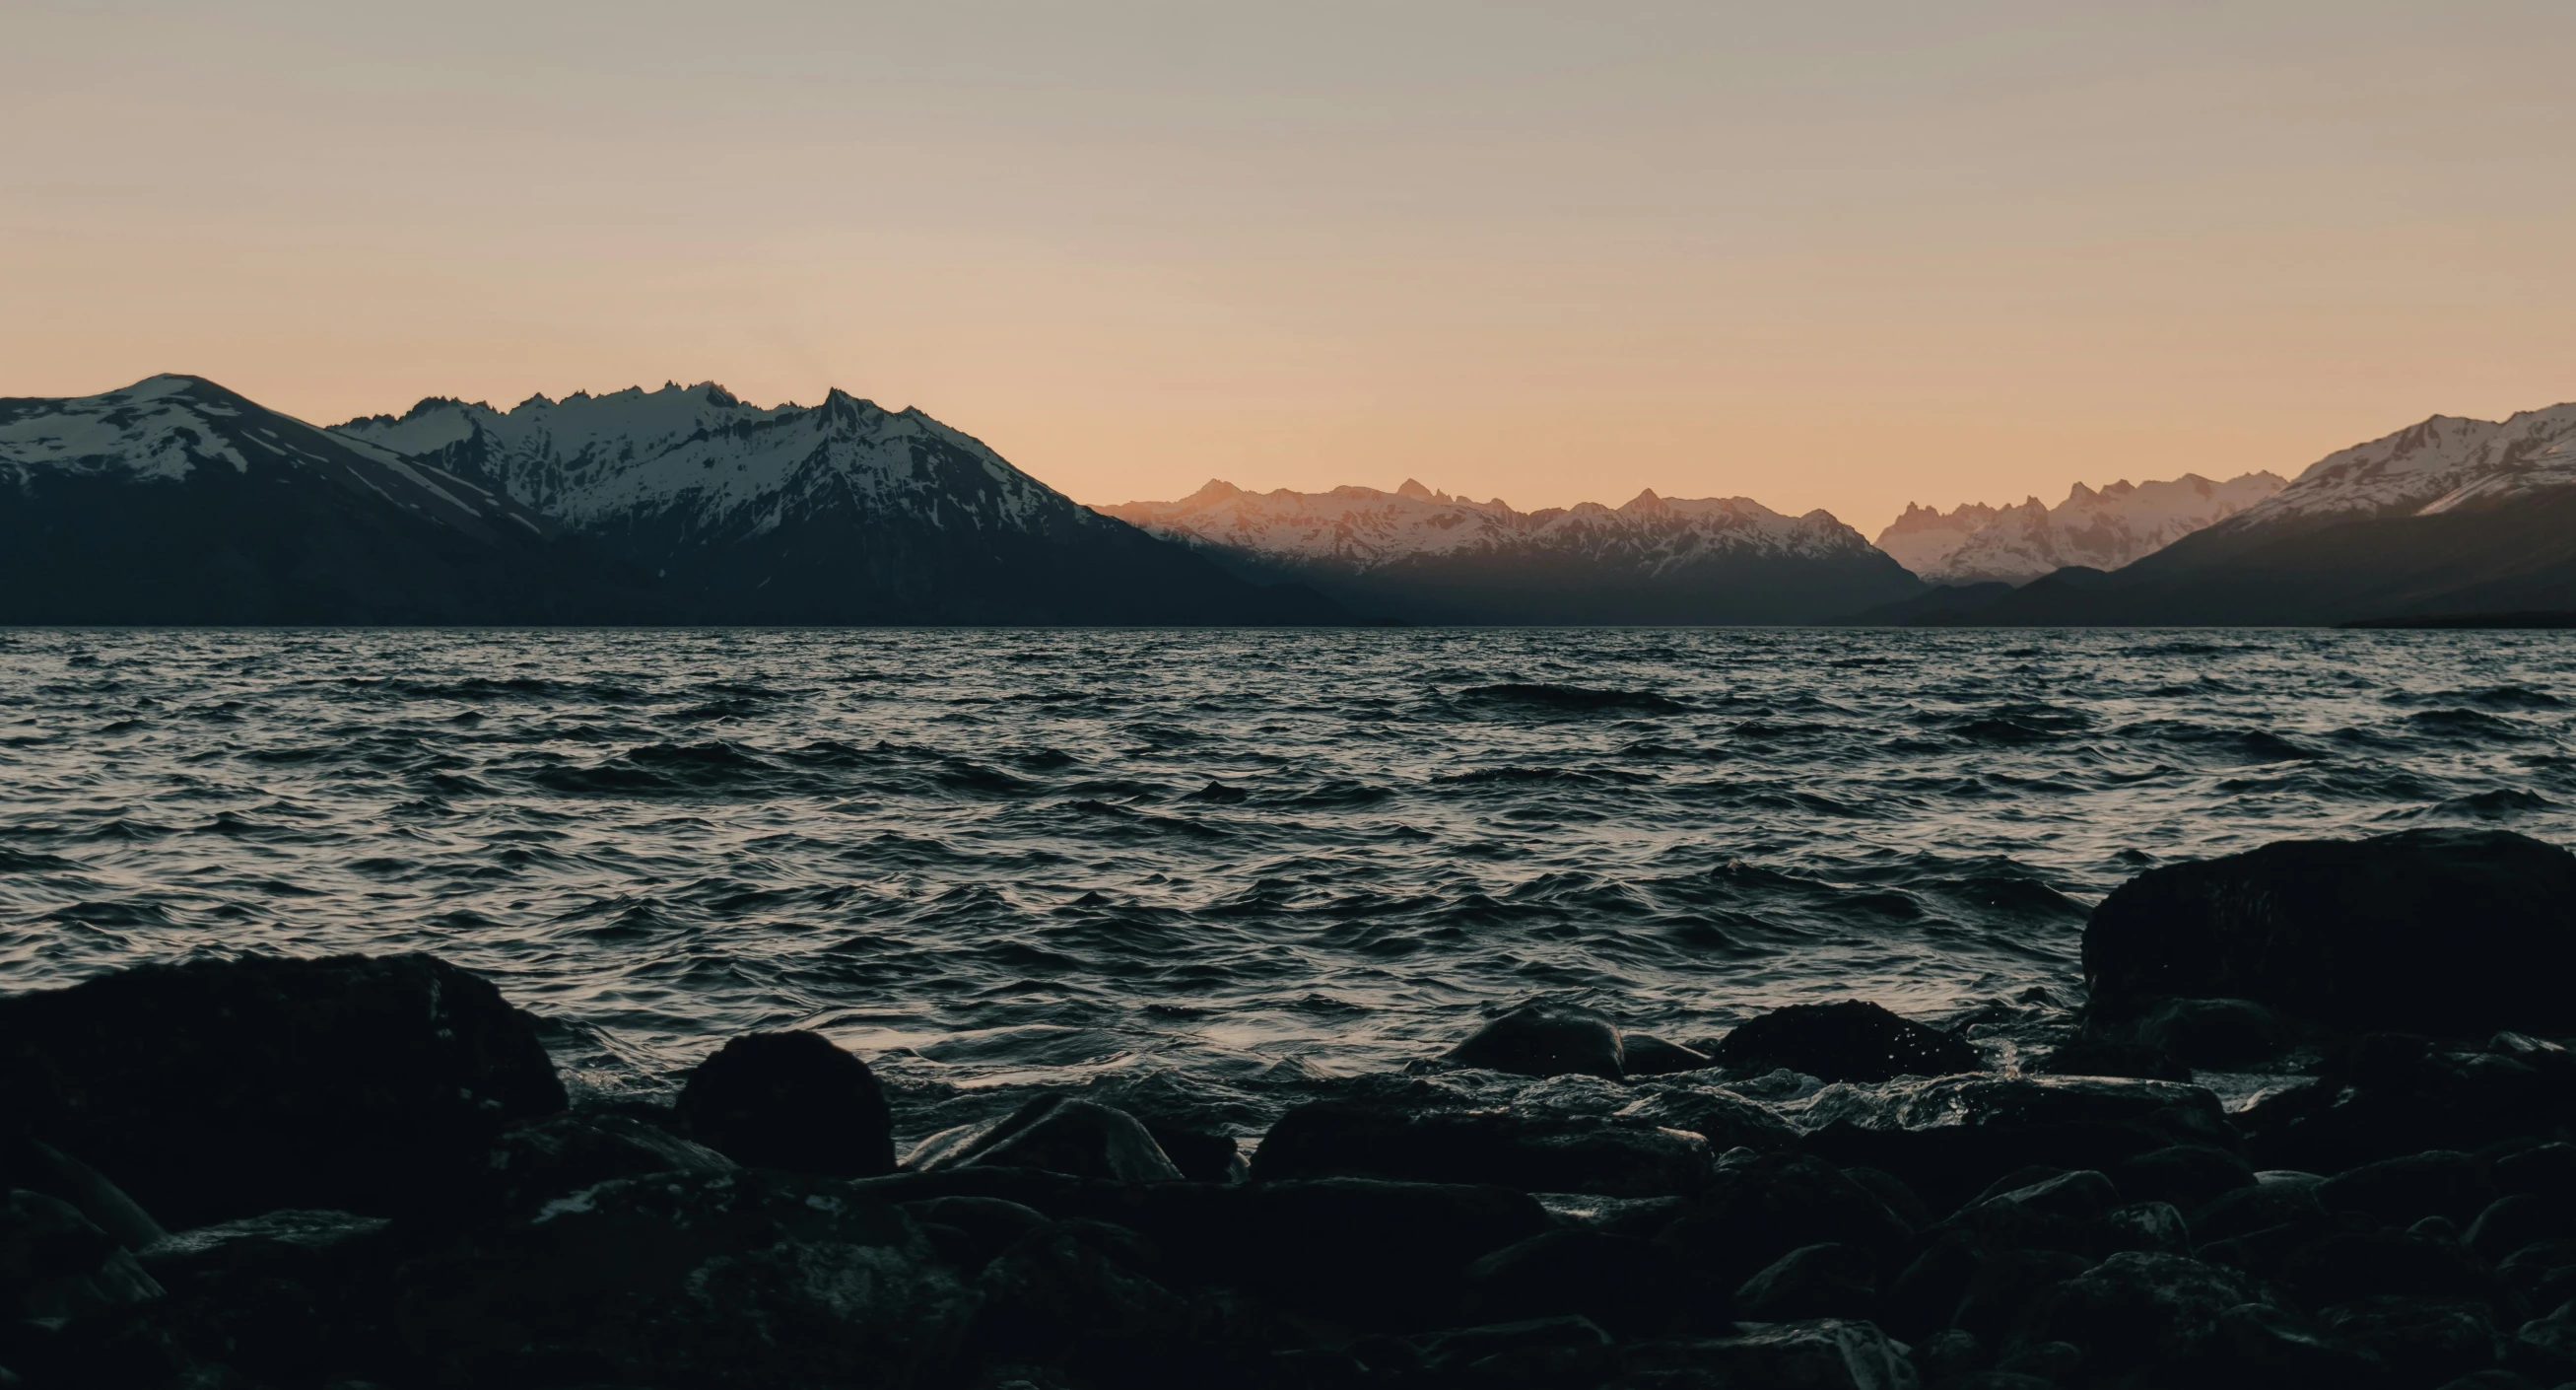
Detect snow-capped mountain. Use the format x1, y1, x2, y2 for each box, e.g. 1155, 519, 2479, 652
1096, 479, 1922, 623
333, 384, 1339, 624
1874, 473, 2285, 586
0, 376, 647, 623
1974, 401, 2576, 624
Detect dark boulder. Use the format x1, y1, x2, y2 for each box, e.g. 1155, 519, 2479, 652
2496, 1241, 2576, 1312
0, 1189, 162, 1324
1463, 1227, 1693, 1337
1250, 1084, 1713, 1197
2320, 1297, 2506, 1387
2280, 1227, 2508, 1310
1136, 1119, 1244, 1184
2320, 1150, 2495, 1226
1225, 1178, 1552, 1328
2083, 828, 2576, 1033
908, 1096, 1185, 1183
2009, 1251, 2263, 1381
962, 1218, 1193, 1372
395, 1168, 975, 1388
1707, 1000, 1982, 1083
1, 1139, 165, 1253
900, 1194, 1051, 1271
128, 1209, 401, 1385
675, 1030, 895, 1177
1622, 1034, 1715, 1077
2469, 1195, 2576, 1263
0, 953, 566, 1228
1417, 1316, 1614, 1384
2241, 1036, 2576, 1174
1445, 1003, 1625, 1080
1952, 1248, 2095, 1345
1656, 1154, 1914, 1293
2116, 998, 2293, 1069
1884, 1229, 1986, 1339
2209, 1301, 2387, 1388
1616, 1319, 1916, 1390
2094, 1201, 2193, 1256
2191, 1177, 2329, 1245
1943, 1170, 2124, 1254
1797, 1074, 2236, 1212
460, 1110, 735, 1216
2495, 1144, 2576, 1197
1733, 1241, 1877, 1323
1613, 1085, 1804, 1153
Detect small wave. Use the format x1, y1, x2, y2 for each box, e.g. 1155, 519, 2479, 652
532, 740, 787, 795
1432, 766, 1656, 787
2404, 709, 2533, 738
1458, 683, 1687, 715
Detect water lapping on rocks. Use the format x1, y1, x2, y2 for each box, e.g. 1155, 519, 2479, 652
1, 626, 2573, 1139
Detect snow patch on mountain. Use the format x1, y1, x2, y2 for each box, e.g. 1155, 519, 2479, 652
1876, 472, 2285, 585
2231, 402, 2576, 524
1097, 478, 1880, 574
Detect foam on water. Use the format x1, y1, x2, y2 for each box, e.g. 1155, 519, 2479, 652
1, 627, 2570, 1137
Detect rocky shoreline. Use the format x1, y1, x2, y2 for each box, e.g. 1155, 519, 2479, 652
1, 826, 2572, 1389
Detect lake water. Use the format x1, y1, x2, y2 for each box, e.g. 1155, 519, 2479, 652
1, 626, 2568, 1138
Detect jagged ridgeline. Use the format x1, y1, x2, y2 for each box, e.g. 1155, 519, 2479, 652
0, 377, 1343, 626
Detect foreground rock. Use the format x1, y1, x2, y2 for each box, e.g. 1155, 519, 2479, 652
1797, 1075, 2238, 1211
675, 1029, 897, 1177
1708, 1000, 1984, 1083
907, 1095, 1186, 1182
1445, 1003, 1627, 1079
0, 953, 566, 1228
2083, 827, 2576, 1033
1249, 1076, 1718, 1197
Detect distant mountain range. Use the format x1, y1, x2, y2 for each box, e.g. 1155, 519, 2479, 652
1096, 479, 1922, 623
0, 377, 1341, 625
1873, 472, 2285, 586
1916, 403, 2576, 625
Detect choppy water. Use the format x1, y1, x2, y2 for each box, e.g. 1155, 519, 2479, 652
1, 627, 2571, 1136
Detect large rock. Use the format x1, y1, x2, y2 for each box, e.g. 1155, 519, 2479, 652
2008, 1251, 2262, 1379
1445, 1003, 1625, 1079
0, 1189, 163, 1324
0, 953, 566, 1227
1250, 1078, 1715, 1197
461, 1110, 736, 1216
2083, 828, 2576, 1032
1464, 1227, 1693, 1337
128, 1209, 402, 1386
1656, 1154, 1916, 1293
395, 1169, 975, 1388
1707, 1001, 1983, 1083
1796, 1075, 2236, 1211
1618, 1319, 1917, 1389
2238, 1034, 2576, 1174
675, 1030, 896, 1177
907, 1096, 1184, 1183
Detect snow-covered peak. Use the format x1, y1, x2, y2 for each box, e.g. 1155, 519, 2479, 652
1876, 472, 2284, 585
0, 375, 550, 542
1095, 479, 1876, 572
2223, 402, 2576, 525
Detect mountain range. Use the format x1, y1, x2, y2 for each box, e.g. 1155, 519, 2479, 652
1096, 480, 1923, 624
0, 377, 1339, 625
1928, 403, 2576, 625
1873, 472, 2285, 586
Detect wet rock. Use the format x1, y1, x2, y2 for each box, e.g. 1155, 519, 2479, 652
1953, 1248, 2093, 1344
1913, 1327, 1981, 1383
675, 1030, 896, 1177
1945, 1170, 2124, 1254
1622, 1034, 1715, 1077
1418, 1315, 1615, 1384
1136, 1118, 1245, 1184
0, 1189, 163, 1323
0, 953, 566, 1227
899, 1194, 1051, 1271
2241, 1036, 2576, 1173
908, 1096, 1185, 1183
2516, 1302, 2576, 1382
1655, 1154, 1915, 1293
2009, 1251, 2262, 1380
964, 1218, 1192, 1370
2209, 1301, 2386, 1388
127, 1209, 401, 1385
2496, 1145, 2576, 1197
2321, 1150, 2496, 1225
2319, 1296, 2505, 1387
2082, 828, 2576, 1033
1536, 1192, 1692, 1238
2035, 1037, 2189, 1082
1251, 1083, 1713, 1197
2471, 1196, 2576, 1263
2092, 1201, 2192, 1256
1613, 1085, 1803, 1153
1707, 1000, 1982, 1083
0, 1139, 165, 1254
1797, 1074, 2235, 1211
1843, 1165, 1935, 1231
2279, 1227, 2507, 1309
2191, 1178, 2329, 1244
1618, 1319, 1915, 1390
2114, 1144, 2257, 1214
1884, 1228, 1986, 1339
1463, 1227, 1692, 1337
394, 1168, 975, 1388
2494, 1241, 2576, 1311
1446, 1003, 1624, 1080
1227, 1177, 1552, 1327
1734, 1242, 1877, 1323
1994, 1339, 2082, 1382
462, 1110, 735, 1216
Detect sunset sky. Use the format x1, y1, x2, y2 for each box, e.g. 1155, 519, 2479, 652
7, 1, 2574, 534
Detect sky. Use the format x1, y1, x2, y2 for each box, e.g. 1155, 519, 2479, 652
5, 2, 2574, 536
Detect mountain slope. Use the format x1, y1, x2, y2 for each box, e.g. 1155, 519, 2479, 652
0, 376, 654, 624
1097, 479, 1922, 623
1975, 403, 2576, 624
1873, 472, 2284, 586
335, 385, 1340, 625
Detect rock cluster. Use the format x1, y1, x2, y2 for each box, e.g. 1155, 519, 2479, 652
0, 828, 2567, 1388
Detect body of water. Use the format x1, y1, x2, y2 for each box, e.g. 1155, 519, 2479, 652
1, 626, 2568, 1137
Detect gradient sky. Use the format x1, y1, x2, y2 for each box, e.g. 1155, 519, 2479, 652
7, 2, 2574, 534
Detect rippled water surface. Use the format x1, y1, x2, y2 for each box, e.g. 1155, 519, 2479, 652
2, 627, 2571, 1133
